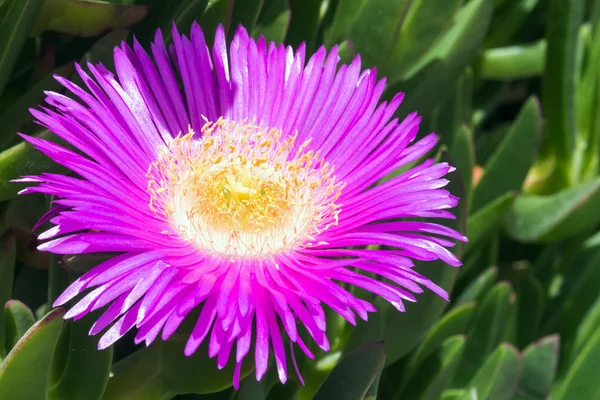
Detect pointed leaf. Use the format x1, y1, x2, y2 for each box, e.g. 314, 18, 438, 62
514, 335, 559, 400
454, 267, 498, 307
3, 300, 35, 354
421, 336, 466, 400
252, 0, 290, 43
313, 342, 386, 400
0, 0, 45, 99
465, 192, 515, 253
0, 308, 65, 400
505, 178, 600, 242
454, 282, 516, 386
466, 344, 522, 400
472, 97, 542, 213
451, 125, 475, 206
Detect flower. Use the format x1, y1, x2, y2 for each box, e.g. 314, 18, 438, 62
16, 23, 466, 387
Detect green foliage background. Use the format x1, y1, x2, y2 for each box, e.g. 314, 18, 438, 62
0, 0, 599, 399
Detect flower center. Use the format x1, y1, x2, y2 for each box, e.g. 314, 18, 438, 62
146, 118, 344, 258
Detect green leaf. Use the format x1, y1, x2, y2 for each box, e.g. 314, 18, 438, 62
286, 0, 322, 51
0, 232, 15, 360
572, 295, 600, 362
33, 0, 148, 37
485, 0, 541, 48
164, 0, 210, 44
540, 0, 584, 166
514, 335, 559, 400
472, 97, 542, 213
465, 192, 515, 253
47, 318, 113, 400
384, 0, 462, 81
432, 68, 474, 146
0, 63, 74, 151
0, 308, 65, 400
0, 0, 45, 99
199, 0, 235, 43
252, 0, 291, 43
0, 130, 67, 201
478, 41, 546, 80
3, 300, 35, 355
514, 263, 546, 348
102, 333, 254, 399
465, 344, 522, 400
419, 336, 466, 400
554, 324, 600, 400
505, 178, 600, 242
313, 342, 386, 400
344, 306, 385, 353
454, 267, 498, 307
230, 0, 264, 35
454, 282, 516, 386
382, 152, 467, 365
450, 125, 474, 206
407, 303, 475, 380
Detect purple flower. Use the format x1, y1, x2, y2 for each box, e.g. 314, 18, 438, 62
16, 24, 466, 387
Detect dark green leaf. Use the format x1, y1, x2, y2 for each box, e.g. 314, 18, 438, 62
514, 335, 559, 400
252, 0, 291, 43
540, 0, 584, 165
454, 267, 498, 307
450, 125, 474, 206
419, 336, 466, 400
0, 232, 15, 360
505, 178, 600, 242
466, 344, 522, 400
384, 0, 462, 81
472, 97, 542, 213
286, 0, 321, 51
102, 333, 254, 399
554, 324, 600, 400
514, 263, 546, 348
3, 300, 35, 354
230, 0, 264, 35
164, 0, 210, 44
0, 0, 45, 99
454, 282, 516, 386
465, 192, 515, 253
0, 308, 65, 400
344, 306, 385, 353
33, 0, 148, 37
47, 318, 113, 400
199, 0, 235, 43
313, 342, 386, 400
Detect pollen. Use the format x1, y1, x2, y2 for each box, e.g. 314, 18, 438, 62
146, 118, 344, 258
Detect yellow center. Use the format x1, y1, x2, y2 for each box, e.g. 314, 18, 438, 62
146, 118, 344, 258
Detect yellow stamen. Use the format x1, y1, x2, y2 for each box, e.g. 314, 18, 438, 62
146, 118, 344, 258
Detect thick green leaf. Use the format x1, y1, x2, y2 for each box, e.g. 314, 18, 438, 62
0, 130, 67, 201
472, 97, 541, 213
0, 308, 65, 400
0, 0, 45, 99
313, 342, 386, 400
465, 344, 522, 400
324, 0, 367, 46
407, 303, 475, 379
385, 0, 462, 81
432, 68, 474, 146
485, 0, 541, 48
252, 0, 290, 43
540, 0, 584, 165
572, 296, 600, 362
514, 335, 559, 400
3, 300, 35, 354
383, 153, 466, 365
505, 178, 600, 242
47, 318, 113, 400
230, 0, 264, 35
478, 41, 546, 80
465, 192, 515, 253
420, 336, 466, 400
164, 0, 210, 44
344, 306, 385, 353
454, 267, 498, 307
102, 333, 253, 399
326, 0, 410, 70
0, 232, 15, 360
554, 324, 600, 400
199, 0, 235, 42
286, 0, 321, 51
450, 125, 474, 206
454, 282, 515, 386
0, 63, 74, 151
33, 0, 148, 37
514, 264, 546, 348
